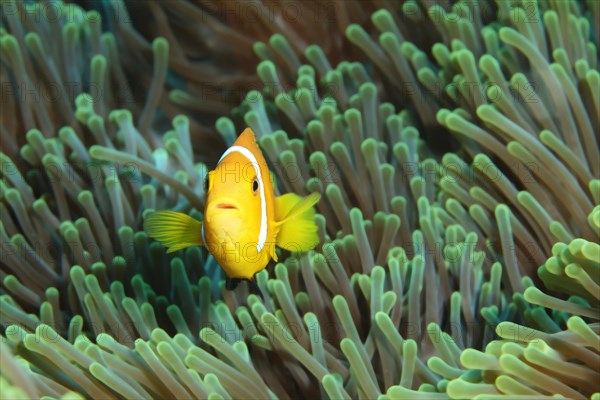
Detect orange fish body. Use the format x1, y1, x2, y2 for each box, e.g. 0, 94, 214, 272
145, 128, 321, 282
203, 129, 278, 278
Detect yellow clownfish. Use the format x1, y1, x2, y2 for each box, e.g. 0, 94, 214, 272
144, 128, 321, 291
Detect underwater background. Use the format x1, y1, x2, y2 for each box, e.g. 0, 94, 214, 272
1, 0, 599, 399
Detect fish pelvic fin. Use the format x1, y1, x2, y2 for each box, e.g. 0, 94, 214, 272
274, 192, 321, 252
144, 210, 203, 253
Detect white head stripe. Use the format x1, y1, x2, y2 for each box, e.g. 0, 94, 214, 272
218, 145, 267, 252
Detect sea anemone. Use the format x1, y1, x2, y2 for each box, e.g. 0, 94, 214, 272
1, 0, 598, 399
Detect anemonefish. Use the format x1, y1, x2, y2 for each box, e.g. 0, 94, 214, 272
144, 128, 321, 292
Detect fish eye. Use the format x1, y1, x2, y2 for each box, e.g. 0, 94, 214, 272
252, 177, 259, 193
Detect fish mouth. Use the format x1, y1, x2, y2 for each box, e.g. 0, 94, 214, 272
215, 203, 238, 210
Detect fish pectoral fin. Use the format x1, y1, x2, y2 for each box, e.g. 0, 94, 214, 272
268, 244, 278, 263
274, 192, 321, 252
144, 210, 203, 253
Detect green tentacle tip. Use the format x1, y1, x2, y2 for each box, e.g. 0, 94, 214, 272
58, 126, 78, 142
77, 190, 93, 204
359, 82, 377, 99
1, 35, 20, 56
361, 138, 378, 156
486, 84, 502, 101
252, 41, 271, 58
304, 44, 323, 58
257, 61, 277, 80
26, 128, 44, 143
517, 191, 536, 207
86, 141, 102, 155
378, 31, 399, 50
152, 37, 169, 58
4, 188, 22, 204
82, 8, 100, 24
173, 114, 189, 128
495, 203, 511, 220
63, 22, 80, 39
344, 108, 361, 124
91, 54, 106, 70
304, 45, 330, 73
269, 33, 292, 53
372, 9, 394, 28
475, 103, 497, 121
109, 109, 133, 125
216, 117, 234, 132
24, 32, 42, 50
345, 24, 368, 43
322, 374, 345, 398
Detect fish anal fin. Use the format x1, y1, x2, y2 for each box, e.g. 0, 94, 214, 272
144, 210, 203, 253
226, 278, 242, 290
274, 193, 320, 252
248, 279, 264, 299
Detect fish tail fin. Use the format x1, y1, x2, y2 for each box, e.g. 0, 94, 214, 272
274, 192, 321, 252
144, 210, 203, 253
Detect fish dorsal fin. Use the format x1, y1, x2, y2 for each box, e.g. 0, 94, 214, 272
144, 211, 203, 253
233, 128, 274, 193
232, 128, 261, 155
274, 192, 321, 252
